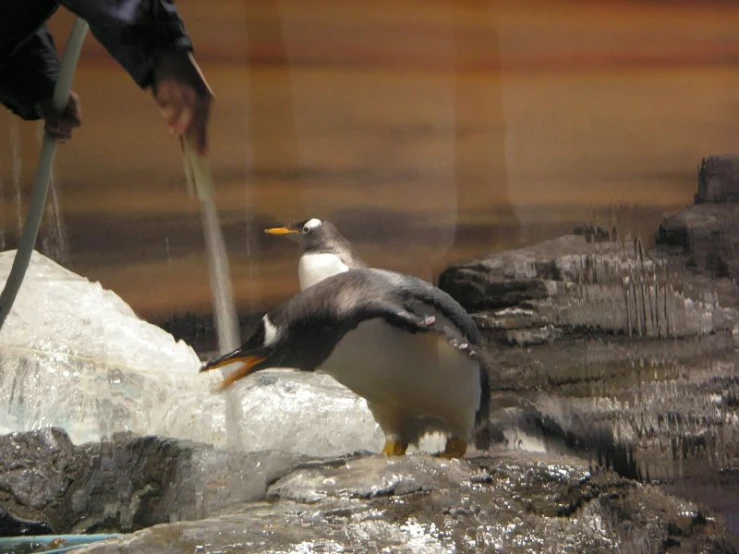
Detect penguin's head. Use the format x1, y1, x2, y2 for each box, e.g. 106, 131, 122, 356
199, 316, 282, 389
200, 308, 341, 390
264, 218, 341, 250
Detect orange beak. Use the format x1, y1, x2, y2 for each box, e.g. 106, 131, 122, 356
203, 355, 267, 391
264, 226, 298, 236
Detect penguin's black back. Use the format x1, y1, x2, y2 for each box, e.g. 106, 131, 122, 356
269, 268, 479, 345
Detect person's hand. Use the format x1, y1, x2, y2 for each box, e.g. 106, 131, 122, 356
39, 92, 82, 143
152, 50, 213, 155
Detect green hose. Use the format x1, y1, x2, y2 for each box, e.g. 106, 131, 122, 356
0, 18, 89, 332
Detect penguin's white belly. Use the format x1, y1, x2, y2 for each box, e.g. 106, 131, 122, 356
318, 318, 481, 438
298, 253, 349, 290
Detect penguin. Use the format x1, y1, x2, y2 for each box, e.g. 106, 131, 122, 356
201, 267, 491, 459
264, 218, 367, 290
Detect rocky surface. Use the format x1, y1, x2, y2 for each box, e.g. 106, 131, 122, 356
657, 203, 739, 282
0, 506, 53, 536
695, 155, 739, 204
438, 232, 739, 345
4, 428, 737, 552
0, 428, 304, 536
436, 159, 739, 524
438, 235, 739, 507
656, 155, 739, 282
0, 433, 732, 554
487, 344, 739, 484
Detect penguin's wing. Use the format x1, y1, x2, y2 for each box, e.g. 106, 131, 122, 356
399, 275, 480, 332
351, 299, 438, 334
375, 270, 481, 346
323, 273, 438, 334
396, 294, 483, 359
342, 293, 481, 360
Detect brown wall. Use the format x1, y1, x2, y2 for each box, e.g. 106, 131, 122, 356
2, 0, 739, 319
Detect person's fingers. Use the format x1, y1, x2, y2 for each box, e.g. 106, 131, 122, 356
58, 116, 80, 131
44, 121, 70, 140
154, 74, 213, 152
61, 112, 81, 128
158, 102, 180, 128
174, 106, 193, 134
174, 85, 211, 154
46, 126, 71, 142
153, 80, 175, 108
64, 92, 82, 127
43, 92, 82, 142
155, 81, 189, 129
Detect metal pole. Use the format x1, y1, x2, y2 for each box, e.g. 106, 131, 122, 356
0, 18, 89, 331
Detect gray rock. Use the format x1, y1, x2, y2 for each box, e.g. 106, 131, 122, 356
0, 428, 83, 534
574, 223, 616, 243
0, 428, 304, 535
655, 155, 739, 282
0, 506, 54, 536
696, 155, 739, 203
489, 343, 739, 483
75, 453, 739, 554
439, 233, 739, 342
437, 201, 739, 526
657, 203, 739, 282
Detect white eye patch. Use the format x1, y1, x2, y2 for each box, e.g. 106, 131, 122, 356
303, 218, 322, 231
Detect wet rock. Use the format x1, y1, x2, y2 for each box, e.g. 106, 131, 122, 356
696, 155, 739, 204
655, 155, 739, 281
75, 452, 739, 553
573, 223, 615, 243
0, 428, 81, 534
657, 203, 739, 282
3, 430, 738, 552
227, 370, 391, 457
437, 172, 739, 527
438, 233, 739, 343
0, 428, 304, 535
489, 344, 739, 481
0, 507, 54, 536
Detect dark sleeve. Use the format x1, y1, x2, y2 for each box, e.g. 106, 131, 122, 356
61, 0, 194, 90
0, 26, 60, 121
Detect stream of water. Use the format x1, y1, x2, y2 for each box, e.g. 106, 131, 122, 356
201, 196, 240, 355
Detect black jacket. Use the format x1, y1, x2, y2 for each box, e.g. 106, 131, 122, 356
0, 0, 193, 120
